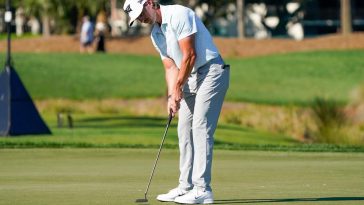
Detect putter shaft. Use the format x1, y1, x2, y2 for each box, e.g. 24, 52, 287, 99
143, 114, 173, 200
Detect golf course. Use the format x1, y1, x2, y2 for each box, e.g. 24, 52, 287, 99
0, 149, 363, 205
2, 0, 364, 202
1, 39, 364, 204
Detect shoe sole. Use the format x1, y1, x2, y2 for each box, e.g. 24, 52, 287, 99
157, 194, 189, 202
174, 199, 214, 204
156, 197, 175, 202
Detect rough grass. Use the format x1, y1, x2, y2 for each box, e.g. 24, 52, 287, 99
0, 149, 364, 205
33, 99, 364, 147
0, 114, 297, 149
1, 114, 363, 152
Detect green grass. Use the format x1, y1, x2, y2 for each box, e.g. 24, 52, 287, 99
0, 149, 363, 205
1, 50, 364, 150
0, 114, 298, 150
1, 53, 166, 99
228, 50, 364, 104
1, 114, 363, 152
1, 50, 364, 104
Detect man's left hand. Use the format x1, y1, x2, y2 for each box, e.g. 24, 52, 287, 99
170, 88, 183, 116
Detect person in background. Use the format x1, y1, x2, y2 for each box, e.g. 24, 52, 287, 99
95, 10, 108, 53
123, 0, 230, 204
80, 16, 94, 53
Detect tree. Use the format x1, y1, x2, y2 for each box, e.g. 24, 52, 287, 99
236, 0, 244, 39
340, 0, 352, 35
14, 0, 70, 36
13, 0, 106, 36
14, 0, 50, 36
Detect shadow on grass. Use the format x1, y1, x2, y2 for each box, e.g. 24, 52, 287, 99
79, 116, 166, 122
213, 197, 364, 204
75, 116, 173, 128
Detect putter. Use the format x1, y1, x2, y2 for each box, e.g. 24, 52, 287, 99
135, 113, 173, 203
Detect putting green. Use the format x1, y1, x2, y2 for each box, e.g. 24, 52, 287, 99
0, 149, 363, 205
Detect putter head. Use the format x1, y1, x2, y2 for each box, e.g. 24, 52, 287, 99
135, 198, 148, 203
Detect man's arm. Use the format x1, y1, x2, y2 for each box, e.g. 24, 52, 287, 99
162, 57, 179, 116
162, 58, 179, 97
170, 35, 196, 114
162, 34, 196, 116
174, 34, 196, 97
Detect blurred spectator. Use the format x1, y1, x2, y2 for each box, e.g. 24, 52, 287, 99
80, 16, 94, 54
246, 3, 269, 39
27, 16, 41, 35
286, 2, 304, 41
287, 21, 304, 41
15, 7, 25, 36
95, 10, 107, 52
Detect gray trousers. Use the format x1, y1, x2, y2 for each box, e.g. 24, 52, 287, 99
178, 56, 230, 191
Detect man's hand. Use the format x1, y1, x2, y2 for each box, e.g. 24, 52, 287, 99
168, 88, 182, 117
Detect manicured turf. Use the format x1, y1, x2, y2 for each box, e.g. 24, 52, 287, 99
227, 50, 364, 104
0, 149, 363, 205
1, 50, 363, 104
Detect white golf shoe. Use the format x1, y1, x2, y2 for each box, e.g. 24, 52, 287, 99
174, 188, 214, 204
156, 187, 189, 202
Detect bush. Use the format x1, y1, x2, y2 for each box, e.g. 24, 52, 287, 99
310, 97, 363, 145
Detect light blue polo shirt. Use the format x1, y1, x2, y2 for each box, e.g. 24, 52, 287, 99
151, 5, 219, 73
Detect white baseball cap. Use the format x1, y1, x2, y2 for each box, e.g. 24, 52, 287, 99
123, 0, 147, 26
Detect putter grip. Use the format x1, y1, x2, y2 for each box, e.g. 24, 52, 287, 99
169, 109, 174, 120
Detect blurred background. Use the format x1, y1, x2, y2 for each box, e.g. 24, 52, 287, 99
0, 0, 363, 40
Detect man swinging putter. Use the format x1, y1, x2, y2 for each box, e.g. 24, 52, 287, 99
123, 0, 230, 204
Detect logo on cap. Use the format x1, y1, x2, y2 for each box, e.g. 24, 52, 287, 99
125, 5, 132, 14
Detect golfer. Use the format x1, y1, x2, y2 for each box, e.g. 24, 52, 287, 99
124, 0, 229, 204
